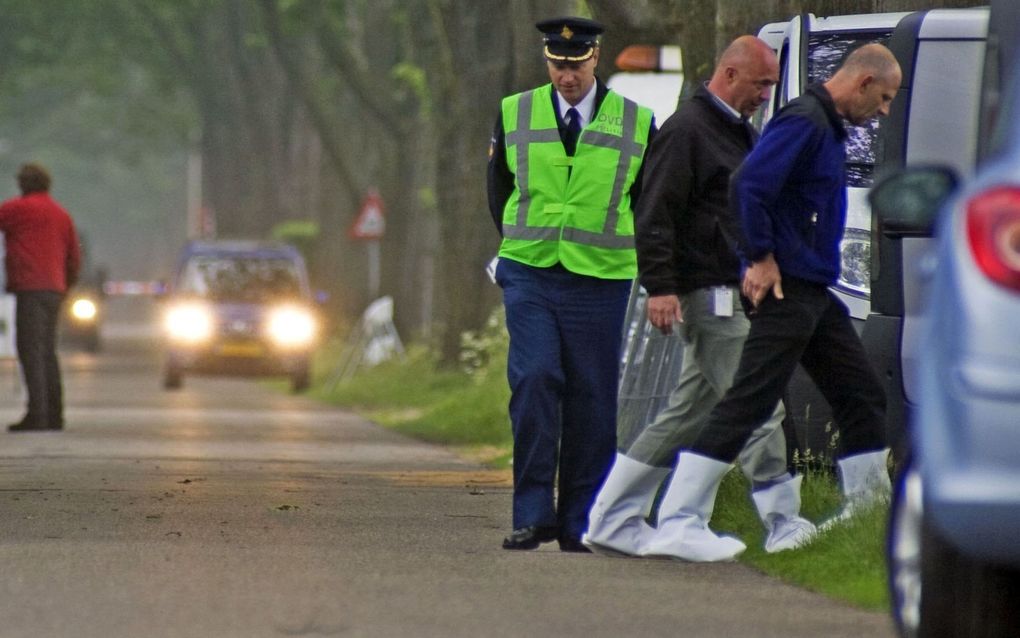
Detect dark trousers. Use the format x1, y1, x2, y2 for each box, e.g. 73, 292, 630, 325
16, 291, 64, 427
692, 278, 886, 462
496, 259, 630, 538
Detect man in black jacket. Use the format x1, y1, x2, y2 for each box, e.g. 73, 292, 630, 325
584, 36, 815, 559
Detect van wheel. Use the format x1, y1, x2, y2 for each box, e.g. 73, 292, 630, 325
291, 359, 310, 394
290, 365, 310, 393
889, 458, 1020, 637
164, 367, 183, 390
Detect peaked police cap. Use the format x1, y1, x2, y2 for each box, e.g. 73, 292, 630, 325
535, 16, 603, 63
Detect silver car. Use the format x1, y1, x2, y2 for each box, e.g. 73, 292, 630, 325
872, 4, 1020, 633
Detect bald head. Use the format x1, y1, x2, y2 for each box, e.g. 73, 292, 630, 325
707, 36, 779, 118
717, 35, 773, 70
825, 43, 902, 125
840, 43, 900, 83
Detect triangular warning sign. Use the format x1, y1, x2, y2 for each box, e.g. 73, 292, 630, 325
350, 192, 386, 240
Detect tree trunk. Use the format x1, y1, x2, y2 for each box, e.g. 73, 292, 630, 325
416, 0, 502, 366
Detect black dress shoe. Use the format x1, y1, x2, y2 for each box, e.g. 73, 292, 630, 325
7, 419, 49, 432
502, 525, 559, 550
558, 537, 592, 553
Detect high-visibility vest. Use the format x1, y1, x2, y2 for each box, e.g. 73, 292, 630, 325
498, 84, 652, 280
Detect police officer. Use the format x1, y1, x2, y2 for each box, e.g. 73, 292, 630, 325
487, 16, 656, 552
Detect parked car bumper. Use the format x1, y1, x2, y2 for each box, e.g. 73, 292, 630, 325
919, 345, 1020, 565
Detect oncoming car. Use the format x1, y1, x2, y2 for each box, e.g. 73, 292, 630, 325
161, 240, 319, 393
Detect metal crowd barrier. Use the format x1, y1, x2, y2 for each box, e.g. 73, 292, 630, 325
616, 281, 685, 451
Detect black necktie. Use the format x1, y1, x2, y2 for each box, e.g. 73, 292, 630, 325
564, 107, 581, 156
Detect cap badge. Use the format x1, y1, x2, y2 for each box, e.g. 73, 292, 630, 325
561, 25, 574, 40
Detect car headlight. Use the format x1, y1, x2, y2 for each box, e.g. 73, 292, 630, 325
164, 303, 214, 343
266, 305, 317, 348
70, 297, 98, 322
837, 228, 871, 297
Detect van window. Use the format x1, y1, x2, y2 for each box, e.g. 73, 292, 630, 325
807, 32, 893, 188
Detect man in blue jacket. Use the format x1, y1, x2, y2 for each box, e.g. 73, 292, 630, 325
642, 43, 902, 562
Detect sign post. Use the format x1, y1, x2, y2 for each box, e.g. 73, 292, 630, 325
348, 191, 386, 299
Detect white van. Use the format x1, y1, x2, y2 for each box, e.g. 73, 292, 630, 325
757, 9, 989, 460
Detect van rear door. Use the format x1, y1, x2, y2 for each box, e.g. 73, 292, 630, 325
871, 9, 988, 417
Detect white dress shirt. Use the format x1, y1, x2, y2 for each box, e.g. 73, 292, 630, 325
555, 83, 597, 128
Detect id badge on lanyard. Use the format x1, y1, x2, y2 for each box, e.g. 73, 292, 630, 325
712, 286, 734, 317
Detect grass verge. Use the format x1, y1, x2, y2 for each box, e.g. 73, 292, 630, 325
312, 340, 888, 612
310, 344, 514, 465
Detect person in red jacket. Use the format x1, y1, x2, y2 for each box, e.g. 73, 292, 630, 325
0, 163, 81, 431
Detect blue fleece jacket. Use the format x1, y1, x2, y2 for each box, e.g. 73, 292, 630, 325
732, 84, 848, 285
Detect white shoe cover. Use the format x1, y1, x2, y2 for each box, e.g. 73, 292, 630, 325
819, 449, 892, 531
640, 452, 746, 562
583, 453, 669, 556
751, 474, 817, 552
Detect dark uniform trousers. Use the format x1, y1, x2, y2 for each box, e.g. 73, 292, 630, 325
16, 290, 65, 427
692, 277, 887, 462
496, 257, 631, 538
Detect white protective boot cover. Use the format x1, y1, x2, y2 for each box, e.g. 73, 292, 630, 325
820, 448, 892, 531
582, 453, 670, 556
751, 474, 817, 552
640, 452, 747, 562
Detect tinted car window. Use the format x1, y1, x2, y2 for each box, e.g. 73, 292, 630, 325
807, 32, 892, 187
178, 257, 303, 302
983, 49, 1020, 161
980, 0, 1020, 162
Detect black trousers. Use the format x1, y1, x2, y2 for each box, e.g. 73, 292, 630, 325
692, 277, 886, 462
16, 291, 64, 427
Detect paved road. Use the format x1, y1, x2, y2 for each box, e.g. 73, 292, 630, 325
0, 308, 896, 637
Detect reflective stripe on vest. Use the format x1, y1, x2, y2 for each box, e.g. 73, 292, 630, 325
502, 88, 648, 252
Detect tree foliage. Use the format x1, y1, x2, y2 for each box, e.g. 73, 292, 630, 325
588, 0, 985, 91
0, 0, 990, 362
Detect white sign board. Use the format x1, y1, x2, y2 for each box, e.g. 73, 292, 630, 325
0, 294, 15, 359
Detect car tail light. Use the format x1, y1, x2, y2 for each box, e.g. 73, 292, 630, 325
966, 187, 1020, 291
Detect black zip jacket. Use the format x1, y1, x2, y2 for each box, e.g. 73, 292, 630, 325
635, 84, 757, 295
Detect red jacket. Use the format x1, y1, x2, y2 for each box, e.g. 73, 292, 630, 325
0, 192, 81, 293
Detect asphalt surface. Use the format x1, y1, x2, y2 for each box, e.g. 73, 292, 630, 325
0, 302, 897, 637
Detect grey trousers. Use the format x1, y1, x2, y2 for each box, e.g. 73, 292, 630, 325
625, 286, 788, 486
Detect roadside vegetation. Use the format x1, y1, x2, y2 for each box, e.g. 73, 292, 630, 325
310, 322, 889, 612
